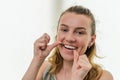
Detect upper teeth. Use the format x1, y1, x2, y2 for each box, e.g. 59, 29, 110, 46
64, 45, 77, 50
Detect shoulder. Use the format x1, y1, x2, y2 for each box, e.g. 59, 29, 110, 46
36, 60, 51, 80
99, 70, 114, 80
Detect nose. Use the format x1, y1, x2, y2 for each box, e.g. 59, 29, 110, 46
65, 33, 76, 43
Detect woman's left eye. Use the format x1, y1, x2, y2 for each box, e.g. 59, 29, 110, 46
76, 31, 85, 35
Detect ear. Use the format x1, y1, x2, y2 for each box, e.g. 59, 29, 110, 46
88, 34, 96, 48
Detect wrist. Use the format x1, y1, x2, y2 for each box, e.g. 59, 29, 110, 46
71, 75, 83, 80
33, 55, 46, 61
29, 56, 45, 69
71, 78, 83, 80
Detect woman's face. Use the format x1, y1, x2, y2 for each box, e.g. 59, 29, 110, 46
57, 12, 96, 61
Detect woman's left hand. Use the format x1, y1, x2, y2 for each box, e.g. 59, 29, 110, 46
71, 50, 92, 80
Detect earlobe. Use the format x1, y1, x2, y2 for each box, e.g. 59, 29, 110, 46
88, 42, 93, 48
88, 43, 92, 48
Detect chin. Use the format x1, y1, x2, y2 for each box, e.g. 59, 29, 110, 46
58, 46, 74, 61
60, 53, 74, 61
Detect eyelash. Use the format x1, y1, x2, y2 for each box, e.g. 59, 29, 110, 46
76, 31, 85, 35
60, 28, 85, 35
60, 28, 68, 32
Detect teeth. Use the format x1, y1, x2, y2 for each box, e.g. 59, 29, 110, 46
64, 45, 77, 50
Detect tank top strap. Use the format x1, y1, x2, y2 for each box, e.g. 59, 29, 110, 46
42, 65, 56, 80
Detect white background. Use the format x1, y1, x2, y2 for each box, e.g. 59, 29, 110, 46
0, 0, 119, 80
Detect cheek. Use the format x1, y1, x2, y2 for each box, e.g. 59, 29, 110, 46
77, 37, 89, 46
78, 41, 88, 49
77, 40, 89, 54
79, 36, 91, 46
56, 33, 65, 41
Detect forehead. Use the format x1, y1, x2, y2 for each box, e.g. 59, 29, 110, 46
59, 12, 92, 29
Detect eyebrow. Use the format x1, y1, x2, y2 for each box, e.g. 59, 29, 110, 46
60, 24, 69, 27
60, 23, 86, 30
75, 27, 86, 30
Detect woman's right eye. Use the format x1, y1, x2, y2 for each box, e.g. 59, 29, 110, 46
60, 28, 68, 32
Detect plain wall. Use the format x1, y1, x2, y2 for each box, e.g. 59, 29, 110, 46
0, 0, 119, 80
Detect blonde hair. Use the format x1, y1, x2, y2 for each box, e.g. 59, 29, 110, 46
48, 5, 103, 80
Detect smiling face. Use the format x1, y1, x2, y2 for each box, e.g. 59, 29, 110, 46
57, 12, 96, 61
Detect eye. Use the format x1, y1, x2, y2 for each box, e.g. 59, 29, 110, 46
76, 31, 85, 35
60, 28, 68, 32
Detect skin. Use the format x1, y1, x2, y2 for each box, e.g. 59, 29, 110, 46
22, 12, 114, 80
57, 12, 95, 61
56, 12, 95, 80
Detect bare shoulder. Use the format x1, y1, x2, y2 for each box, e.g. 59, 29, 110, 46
36, 60, 51, 80
99, 70, 114, 80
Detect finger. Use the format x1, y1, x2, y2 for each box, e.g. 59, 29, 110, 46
72, 50, 79, 71
79, 55, 89, 63
36, 33, 50, 43
73, 48, 85, 65
47, 41, 61, 51
78, 58, 89, 66
76, 46, 85, 55
34, 33, 50, 49
38, 42, 47, 50
43, 33, 50, 43
73, 50, 79, 64
78, 55, 92, 69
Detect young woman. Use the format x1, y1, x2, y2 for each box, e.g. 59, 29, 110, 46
22, 5, 113, 80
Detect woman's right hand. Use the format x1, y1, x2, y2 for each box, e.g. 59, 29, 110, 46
34, 33, 61, 60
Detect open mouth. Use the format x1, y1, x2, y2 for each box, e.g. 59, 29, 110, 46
61, 43, 78, 50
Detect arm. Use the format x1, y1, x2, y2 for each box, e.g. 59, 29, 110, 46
22, 57, 45, 80
22, 33, 61, 80
35, 61, 50, 80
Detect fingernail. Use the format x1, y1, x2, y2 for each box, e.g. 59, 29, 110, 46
57, 41, 62, 44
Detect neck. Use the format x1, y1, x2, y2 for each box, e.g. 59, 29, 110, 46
56, 60, 73, 80
62, 60, 73, 73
